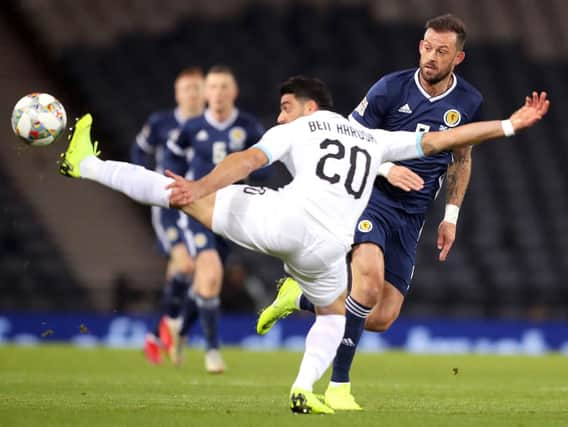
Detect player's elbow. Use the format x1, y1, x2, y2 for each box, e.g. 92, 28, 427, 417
243, 148, 269, 174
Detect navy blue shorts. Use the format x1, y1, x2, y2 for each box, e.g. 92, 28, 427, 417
353, 199, 425, 296
151, 206, 192, 257
185, 216, 231, 264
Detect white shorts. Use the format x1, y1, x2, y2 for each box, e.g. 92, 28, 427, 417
212, 185, 349, 307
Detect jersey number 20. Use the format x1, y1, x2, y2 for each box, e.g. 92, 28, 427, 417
316, 139, 371, 199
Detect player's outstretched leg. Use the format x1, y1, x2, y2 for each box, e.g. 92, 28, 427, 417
290, 388, 334, 414
256, 277, 302, 335
58, 114, 173, 209
58, 114, 100, 177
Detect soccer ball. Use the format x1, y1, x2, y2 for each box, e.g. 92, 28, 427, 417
11, 93, 67, 146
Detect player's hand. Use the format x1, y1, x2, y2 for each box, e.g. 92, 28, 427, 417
509, 91, 550, 132
165, 169, 199, 207
437, 220, 456, 262
386, 165, 424, 192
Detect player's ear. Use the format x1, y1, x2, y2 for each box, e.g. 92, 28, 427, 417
418, 39, 425, 53
305, 99, 318, 114
454, 50, 465, 66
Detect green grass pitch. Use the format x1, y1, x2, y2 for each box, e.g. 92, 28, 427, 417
1, 345, 567, 426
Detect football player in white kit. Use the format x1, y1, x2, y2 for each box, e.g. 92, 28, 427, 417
59, 76, 548, 414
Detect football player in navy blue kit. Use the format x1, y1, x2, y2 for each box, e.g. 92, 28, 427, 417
257, 14, 484, 409
165, 65, 266, 372
131, 67, 205, 365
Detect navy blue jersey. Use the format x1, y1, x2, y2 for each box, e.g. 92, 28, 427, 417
131, 108, 195, 256
131, 109, 187, 173
351, 68, 483, 214
165, 109, 265, 179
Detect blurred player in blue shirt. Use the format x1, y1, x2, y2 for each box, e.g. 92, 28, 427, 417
257, 14, 483, 409
131, 67, 205, 366
164, 65, 265, 372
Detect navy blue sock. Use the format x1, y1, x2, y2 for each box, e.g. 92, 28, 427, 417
330, 296, 372, 383
299, 294, 315, 313
180, 289, 199, 336
196, 295, 220, 350
164, 274, 190, 318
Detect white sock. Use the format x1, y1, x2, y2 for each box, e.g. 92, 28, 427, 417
292, 314, 345, 391
80, 156, 172, 208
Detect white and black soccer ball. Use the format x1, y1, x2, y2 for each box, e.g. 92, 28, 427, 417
11, 93, 67, 146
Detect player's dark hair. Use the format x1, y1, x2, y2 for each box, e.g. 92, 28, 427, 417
176, 67, 204, 81
207, 64, 236, 79
425, 13, 467, 50
280, 76, 333, 110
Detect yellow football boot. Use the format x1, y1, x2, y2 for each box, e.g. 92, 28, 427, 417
324, 383, 363, 411
58, 113, 100, 178
256, 277, 301, 335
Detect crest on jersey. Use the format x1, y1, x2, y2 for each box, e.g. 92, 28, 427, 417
166, 227, 179, 243
357, 220, 373, 233
443, 109, 461, 127
229, 127, 246, 150
196, 130, 208, 141
355, 97, 368, 116
194, 233, 208, 248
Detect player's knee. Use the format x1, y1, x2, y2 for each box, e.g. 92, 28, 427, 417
352, 248, 382, 283
355, 282, 381, 306
351, 264, 382, 305
167, 257, 194, 277
169, 245, 194, 276
194, 272, 222, 298
177, 258, 194, 276
353, 254, 378, 278
196, 285, 219, 299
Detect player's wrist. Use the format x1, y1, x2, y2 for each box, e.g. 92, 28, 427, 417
378, 162, 394, 177
501, 119, 515, 137
443, 204, 460, 224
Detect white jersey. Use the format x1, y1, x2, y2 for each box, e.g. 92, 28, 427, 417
253, 110, 424, 247
212, 111, 424, 306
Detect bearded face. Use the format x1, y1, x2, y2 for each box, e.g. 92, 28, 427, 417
418, 29, 464, 86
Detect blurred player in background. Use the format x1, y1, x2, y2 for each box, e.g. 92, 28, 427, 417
163, 65, 266, 373
131, 67, 205, 365
58, 77, 548, 413
257, 14, 484, 409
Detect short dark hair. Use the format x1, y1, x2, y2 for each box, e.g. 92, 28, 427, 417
280, 76, 333, 110
176, 66, 204, 82
207, 64, 236, 78
425, 13, 467, 50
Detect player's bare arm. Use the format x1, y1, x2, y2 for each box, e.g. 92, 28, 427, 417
437, 145, 471, 261
421, 91, 549, 155
166, 147, 268, 207
445, 146, 471, 207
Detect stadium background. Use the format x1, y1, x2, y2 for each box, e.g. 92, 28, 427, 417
0, 0, 567, 348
